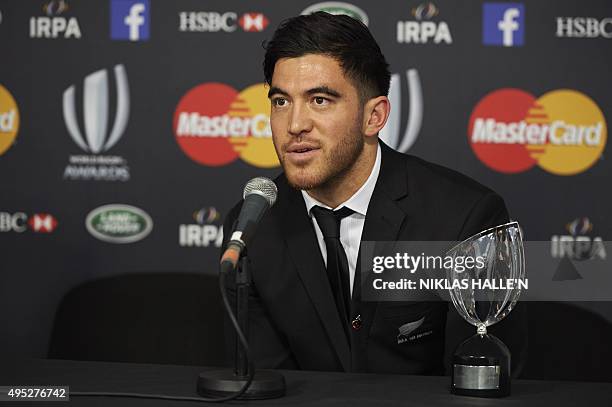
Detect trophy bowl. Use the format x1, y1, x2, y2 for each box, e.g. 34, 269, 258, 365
445, 221, 525, 397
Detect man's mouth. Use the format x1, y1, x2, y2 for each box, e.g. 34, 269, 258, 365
285, 144, 320, 163
286, 144, 319, 154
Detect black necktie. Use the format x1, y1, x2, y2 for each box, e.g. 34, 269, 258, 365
311, 205, 354, 332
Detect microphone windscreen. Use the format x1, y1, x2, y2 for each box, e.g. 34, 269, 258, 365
243, 177, 278, 207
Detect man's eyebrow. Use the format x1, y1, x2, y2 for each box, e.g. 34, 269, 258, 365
306, 86, 341, 98
267, 86, 342, 99
267, 86, 287, 99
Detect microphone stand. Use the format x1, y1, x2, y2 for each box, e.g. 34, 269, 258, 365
197, 254, 286, 400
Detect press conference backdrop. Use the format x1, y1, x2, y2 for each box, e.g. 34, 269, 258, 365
0, 0, 610, 365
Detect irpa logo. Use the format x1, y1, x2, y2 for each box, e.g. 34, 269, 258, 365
551, 217, 606, 262
30, 0, 82, 39
379, 69, 423, 153
238, 13, 268, 32
397, 2, 453, 45
482, 3, 524, 47
110, 0, 149, 41
63, 64, 130, 154
179, 207, 224, 248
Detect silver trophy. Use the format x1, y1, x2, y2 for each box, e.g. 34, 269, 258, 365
445, 221, 525, 397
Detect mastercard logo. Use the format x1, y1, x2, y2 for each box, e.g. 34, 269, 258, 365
0, 84, 20, 156
173, 82, 279, 168
468, 88, 607, 175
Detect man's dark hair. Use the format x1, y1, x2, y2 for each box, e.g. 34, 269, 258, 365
263, 12, 391, 101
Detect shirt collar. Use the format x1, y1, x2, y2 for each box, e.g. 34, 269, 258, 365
301, 142, 381, 217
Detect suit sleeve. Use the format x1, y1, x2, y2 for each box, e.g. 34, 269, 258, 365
456, 192, 528, 379
221, 204, 298, 370
457, 191, 509, 240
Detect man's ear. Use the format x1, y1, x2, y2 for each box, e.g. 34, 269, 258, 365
363, 96, 390, 137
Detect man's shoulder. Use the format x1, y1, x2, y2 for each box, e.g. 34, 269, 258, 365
383, 145, 497, 201
382, 146, 508, 238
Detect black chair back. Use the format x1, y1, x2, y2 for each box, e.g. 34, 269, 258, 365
49, 272, 226, 367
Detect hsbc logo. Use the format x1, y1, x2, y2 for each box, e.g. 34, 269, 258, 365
0, 212, 58, 233
178, 11, 268, 32
0, 212, 27, 232
28, 214, 58, 232
556, 17, 612, 39
238, 13, 268, 32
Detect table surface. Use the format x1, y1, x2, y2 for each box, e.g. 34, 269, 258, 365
2, 358, 612, 406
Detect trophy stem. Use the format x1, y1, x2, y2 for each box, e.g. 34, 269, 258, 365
451, 333, 511, 398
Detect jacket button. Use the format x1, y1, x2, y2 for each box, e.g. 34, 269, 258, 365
351, 315, 362, 331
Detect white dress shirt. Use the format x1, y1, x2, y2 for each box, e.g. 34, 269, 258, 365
301, 143, 381, 297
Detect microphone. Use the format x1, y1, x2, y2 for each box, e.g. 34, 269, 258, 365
198, 176, 285, 400
220, 177, 278, 271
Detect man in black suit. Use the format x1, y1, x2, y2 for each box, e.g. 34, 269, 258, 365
223, 12, 525, 375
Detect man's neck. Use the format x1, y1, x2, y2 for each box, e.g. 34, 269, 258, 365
306, 142, 378, 208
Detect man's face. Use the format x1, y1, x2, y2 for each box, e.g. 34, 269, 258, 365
268, 54, 364, 191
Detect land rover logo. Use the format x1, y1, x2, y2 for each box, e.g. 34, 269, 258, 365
86, 204, 153, 243
301, 2, 369, 26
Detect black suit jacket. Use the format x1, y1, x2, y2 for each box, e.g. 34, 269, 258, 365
222, 142, 525, 375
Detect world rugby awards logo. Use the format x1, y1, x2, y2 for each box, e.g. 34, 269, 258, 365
379, 69, 423, 153
63, 64, 130, 181
86, 204, 152, 243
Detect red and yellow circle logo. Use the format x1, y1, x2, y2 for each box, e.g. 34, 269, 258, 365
468, 88, 607, 175
0, 84, 20, 156
173, 82, 279, 168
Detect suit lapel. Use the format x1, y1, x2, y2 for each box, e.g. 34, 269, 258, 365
356, 142, 410, 345
280, 185, 351, 371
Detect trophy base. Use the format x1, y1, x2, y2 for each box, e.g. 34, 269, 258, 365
451, 333, 511, 398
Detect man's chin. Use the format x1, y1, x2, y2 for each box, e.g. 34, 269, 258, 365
284, 169, 325, 191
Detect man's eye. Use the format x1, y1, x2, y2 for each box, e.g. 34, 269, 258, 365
314, 96, 328, 105
272, 98, 287, 107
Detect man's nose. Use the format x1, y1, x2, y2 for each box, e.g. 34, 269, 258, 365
288, 102, 313, 136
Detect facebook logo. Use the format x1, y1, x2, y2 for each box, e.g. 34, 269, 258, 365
482, 3, 524, 47
110, 0, 150, 41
